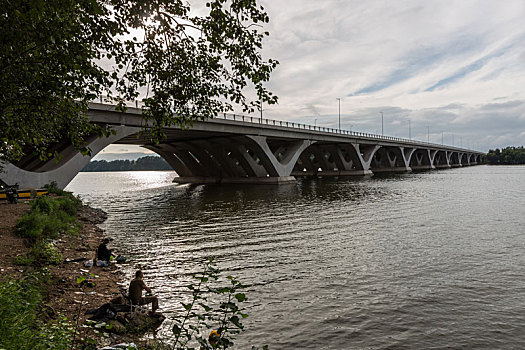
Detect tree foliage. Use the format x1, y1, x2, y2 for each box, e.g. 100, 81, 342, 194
486, 146, 525, 165
81, 155, 172, 171
1, 0, 278, 165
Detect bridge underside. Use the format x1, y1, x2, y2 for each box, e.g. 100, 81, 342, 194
120, 134, 483, 185
0, 107, 485, 188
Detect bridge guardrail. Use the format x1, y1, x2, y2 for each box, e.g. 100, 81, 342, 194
215, 113, 474, 152
92, 97, 481, 153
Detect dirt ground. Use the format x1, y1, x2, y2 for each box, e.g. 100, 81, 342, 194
0, 199, 139, 347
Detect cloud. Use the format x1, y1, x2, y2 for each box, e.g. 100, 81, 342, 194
240, 0, 525, 151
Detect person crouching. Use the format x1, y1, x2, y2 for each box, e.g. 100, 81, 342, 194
96, 237, 115, 266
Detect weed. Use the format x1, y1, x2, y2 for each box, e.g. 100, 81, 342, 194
0, 272, 73, 350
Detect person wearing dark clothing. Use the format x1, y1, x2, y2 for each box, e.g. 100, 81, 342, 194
97, 238, 114, 262
129, 270, 159, 313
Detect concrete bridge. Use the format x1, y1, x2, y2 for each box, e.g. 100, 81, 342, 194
1, 103, 485, 188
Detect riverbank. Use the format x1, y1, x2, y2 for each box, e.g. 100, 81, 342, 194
0, 197, 133, 348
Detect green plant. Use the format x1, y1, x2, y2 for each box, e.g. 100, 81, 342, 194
171, 259, 254, 350
0, 272, 73, 350
43, 181, 68, 197
28, 241, 63, 266
15, 196, 81, 244
32, 195, 60, 214
15, 210, 46, 240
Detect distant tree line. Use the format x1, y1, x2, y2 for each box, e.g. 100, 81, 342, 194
82, 156, 173, 172
486, 146, 525, 165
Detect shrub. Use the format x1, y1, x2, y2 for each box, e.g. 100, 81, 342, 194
29, 241, 63, 266
0, 273, 73, 350
15, 211, 45, 240
31, 195, 59, 214
16, 242, 63, 266
56, 196, 81, 216
16, 196, 81, 241
43, 181, 68, 197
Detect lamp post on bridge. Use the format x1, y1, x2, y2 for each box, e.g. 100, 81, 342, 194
408, 119, 411, 139
259, 98, 263, 123
380, 112, 384, 136
336, 98, 341, 130
427, 126, 430, 143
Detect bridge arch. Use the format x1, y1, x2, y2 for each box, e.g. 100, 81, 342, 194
369, 146, 414, 173
1, 126, 141, 189
410, 149, 435, 170
433, 150, 451, 169
449, 152, 462, 167
292, 143, 376, 176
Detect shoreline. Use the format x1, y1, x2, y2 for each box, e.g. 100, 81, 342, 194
0, 198, 138, 348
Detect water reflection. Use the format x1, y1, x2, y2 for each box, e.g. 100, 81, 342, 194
67, 167, 525, 349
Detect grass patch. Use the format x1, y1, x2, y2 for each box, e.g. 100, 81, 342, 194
0, 271, 73, 350
15, 196, 82, 242
15, 241, 63, 267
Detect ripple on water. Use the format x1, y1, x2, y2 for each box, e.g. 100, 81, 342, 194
66, 167, 525, 349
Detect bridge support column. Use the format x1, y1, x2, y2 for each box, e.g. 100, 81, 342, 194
410, 149, 436, 171
168, 136, 314, 184
292, 143, 375, 177
0, 126, 141, 189
450, 152, 463, 167
370, 146, 413, 173
433, 151, 452, 169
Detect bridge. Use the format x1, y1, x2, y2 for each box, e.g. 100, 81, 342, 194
1, 103, 485, 188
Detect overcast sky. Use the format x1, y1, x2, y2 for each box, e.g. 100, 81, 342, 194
99, 0, 525, 158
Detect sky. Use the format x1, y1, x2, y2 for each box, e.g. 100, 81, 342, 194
97, 0, 525, 159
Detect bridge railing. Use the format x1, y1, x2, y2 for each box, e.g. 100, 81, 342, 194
215, 112, 468, 151
91, 98, 479, 153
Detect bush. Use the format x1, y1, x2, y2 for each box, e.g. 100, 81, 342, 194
29, 241, 63, 266
15, 242, 63, 266
56, 196, 81, 216
43, 181, 68, 197
15, 211, 46, 240
16, 197, 81, 241
31, 195, 59, 214
0, 273, 73, 350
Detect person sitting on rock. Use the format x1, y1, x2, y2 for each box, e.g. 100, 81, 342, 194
129, 270, 159, 314
96, 237, 115, 264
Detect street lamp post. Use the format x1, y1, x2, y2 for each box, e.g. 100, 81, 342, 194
408, 119, 411, 139
259, 98, 263, 123
427, 126, 430, 143
336, 98, 341, 130
380, 112, 384, 136
442, 131, 444, 145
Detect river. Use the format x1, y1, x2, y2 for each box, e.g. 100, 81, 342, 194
66, 165, 525, 349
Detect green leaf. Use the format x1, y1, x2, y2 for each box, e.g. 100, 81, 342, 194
235, 293, 247, 302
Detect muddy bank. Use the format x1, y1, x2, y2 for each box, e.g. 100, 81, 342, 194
0, 200, 144, 348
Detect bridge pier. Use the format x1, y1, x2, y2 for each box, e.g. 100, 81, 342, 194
174, 176, 296, 184
157, 135, 314, 185
370, 146, 413, 173
0, 126, 140, 189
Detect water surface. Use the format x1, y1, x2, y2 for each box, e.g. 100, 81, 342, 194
67, 166, 525, 349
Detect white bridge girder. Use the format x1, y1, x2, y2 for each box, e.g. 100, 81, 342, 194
0, 103, 485, 188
